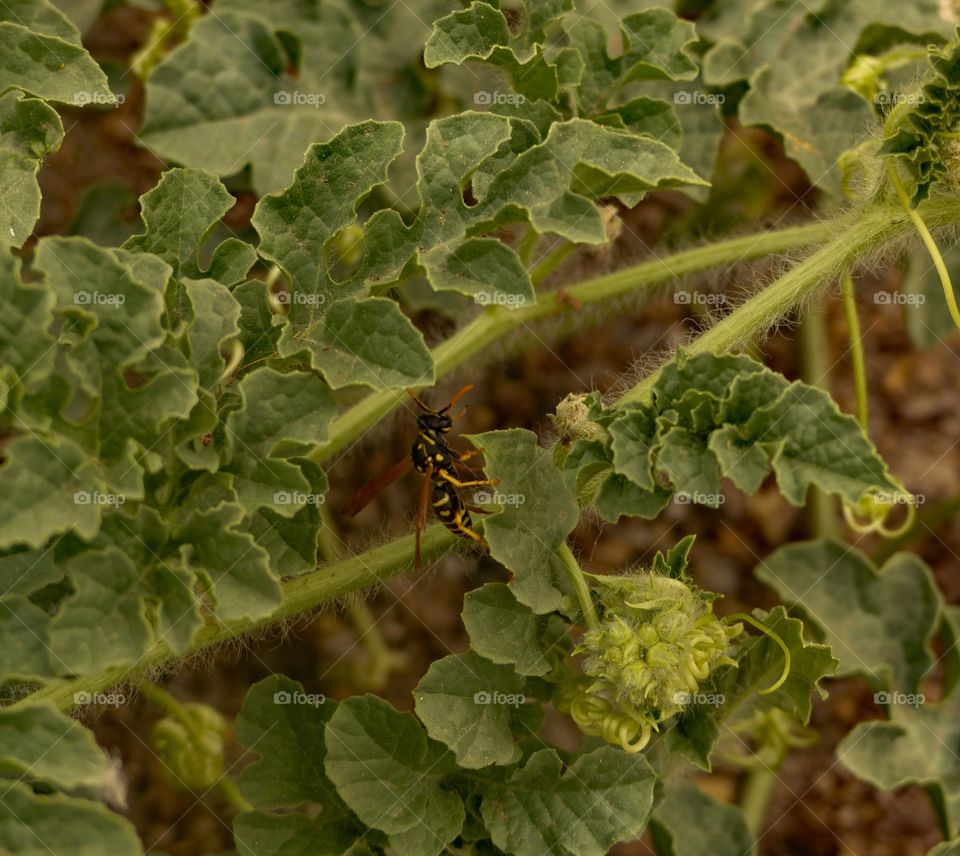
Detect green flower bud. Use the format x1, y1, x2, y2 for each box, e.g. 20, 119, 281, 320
150, 702, 227, 790
551, 393, 606, 444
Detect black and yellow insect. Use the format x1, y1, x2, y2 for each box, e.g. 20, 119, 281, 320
342, 384, 496, 567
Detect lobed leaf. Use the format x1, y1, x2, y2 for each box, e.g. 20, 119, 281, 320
324, 695, 465, 856
756, 540, 942, 693
467, 429, 579, 615
414, 649, 527, 769
477, 746, 656, 856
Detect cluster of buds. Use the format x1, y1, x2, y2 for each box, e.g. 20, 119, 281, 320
150, 702, 228, 790
554, 569, 741, 752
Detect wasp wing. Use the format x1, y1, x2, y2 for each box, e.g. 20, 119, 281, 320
341, 457, 413, 517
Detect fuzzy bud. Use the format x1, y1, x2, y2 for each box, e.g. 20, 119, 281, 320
150, 703, 227, 790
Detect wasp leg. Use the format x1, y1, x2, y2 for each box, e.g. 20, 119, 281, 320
439, 474, 500, 489
455, 522, 485, 543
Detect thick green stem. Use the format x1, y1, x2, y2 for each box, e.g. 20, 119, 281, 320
14, 524, 458, 713
557, 542, 600, 631
309, 222, 831, 463
618, 198, 960, 406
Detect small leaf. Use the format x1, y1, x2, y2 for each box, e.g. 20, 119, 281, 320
173, 502, 280, 622
236, 676, 346, 813
0, 0, 113, 105
0, 783, 141, 856
467, 429, 579, 614
0, 436, 103, 549
0, 92, 64, 246
124, 169, 252, 283
324, 695, 464, 856
414, 650, 527, 768
0, 703, 117, 793
49, 547, 151, 675
298, 297, 435, 391
650, 780, 754, 856
839, 685, 960, 836
462, 583, 556, 676
478, 746, 656, 856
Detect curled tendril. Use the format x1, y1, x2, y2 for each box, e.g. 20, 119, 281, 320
561, 685, 655, 753
842, 485, 917, 538
723, 613, 791, 695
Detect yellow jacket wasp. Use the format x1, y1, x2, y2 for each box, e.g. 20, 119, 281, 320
341, 385, 498, 568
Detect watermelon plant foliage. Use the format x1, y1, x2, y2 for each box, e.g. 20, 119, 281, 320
3, 0, 960, 853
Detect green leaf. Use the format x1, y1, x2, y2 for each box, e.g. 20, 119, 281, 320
182, 278, 241, 389
236, 676, 346, 813
123, 168, 253, 283
0, 249, 57, 391
563, 10, 699, 117
929, 841, 960, 856
0, 595, 57, 680
700, 0, 951, 196
649, 780, 754, 856
414, 650, 527, 768
0, 782, 141, 856
478, 746, 656, 856
49, 546, 151, 675
149, 560, 201, 655
462, 583, 557, 676
324, 695, 464, 856
0, 0, 112, 105
234, 810, 363, 856
756, 540, 942, 692
173, 502, 280, 622
879, 35, 960, 205
564, 351, 899, 520
467, 429, 579, 614
252, 120, 403, 305
839, 684, 960, 836
0, 91, 64, 246
228, 368, 335, 454
473, 118, 707, 242
424, 1, 566, 101
0, 435, 103, 549
139, 1, 444, 196
0, 702, 117, 793
302, 297, 434, 392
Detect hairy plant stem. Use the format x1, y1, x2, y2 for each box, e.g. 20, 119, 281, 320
309, 221, 832, 464
15, 525, 458, 713
617, 198, 960, 406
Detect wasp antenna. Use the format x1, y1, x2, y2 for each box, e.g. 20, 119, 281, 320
441, 383, 475, 413
406, 388, 431, 411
